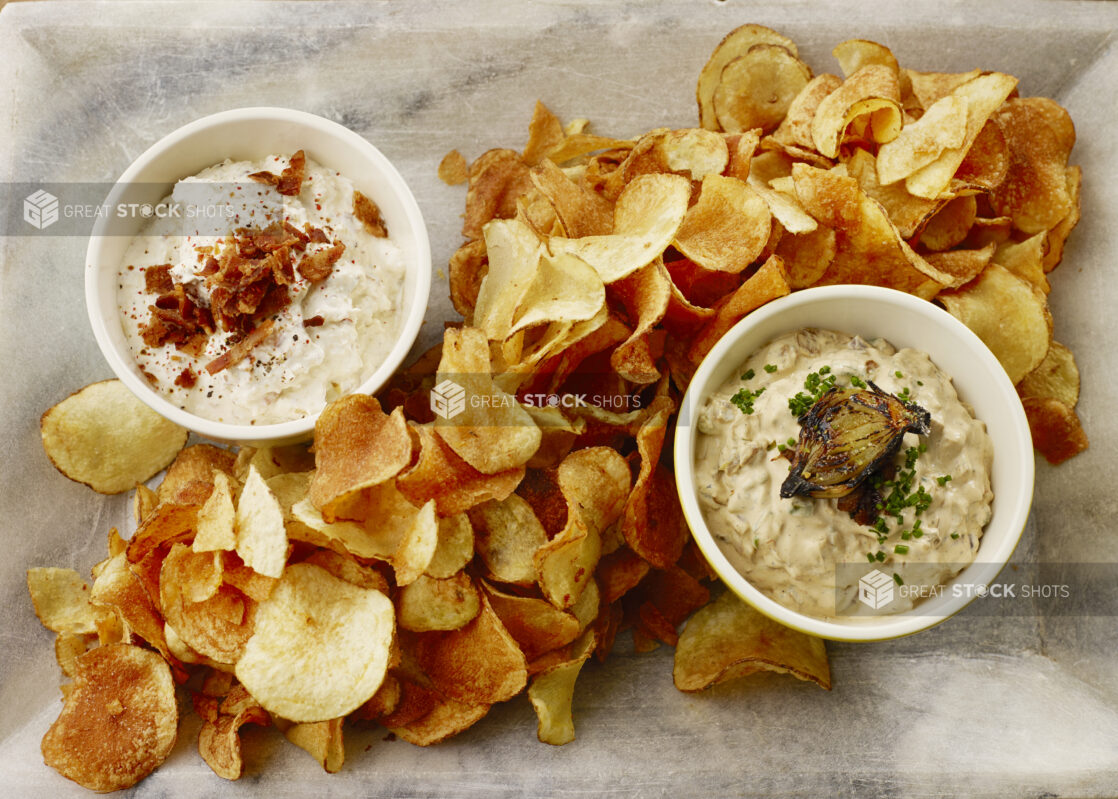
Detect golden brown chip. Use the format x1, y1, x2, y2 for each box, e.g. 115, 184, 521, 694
770, 73, 842, 151
608, 259, 672, 383
161, 544, 255, 665
810, 64, 901, 158
310, 395, 413, 522
90, 553, 170, 657
197, 689, 270, 780
673, 591, 830, 692
158, 443, 236, 503
448, 239, 489, 320
712, 44, 812, 134
844, 149, 942, 240
530, 157, 614, 238
1043, 165, 1082, 273
921, 243, 996, 288
40, 380, 188, 495
905, 68, 982, 109
522, 100, 566, 166
415, 593, 527, 704
438, 149, 469, 186
621, 403, 688, 570
697, 24, 799, 131
279, 717, 345, 773
993, 233, 1050, 295
688, 254, 791, 364
398, 572, 481, 632
386, 696, 491, 746
194, 471, 238, 552
673, 175, 772, 273
470, 493, 549, 585
1018, 341, 1080, 408
774, 225, 837, 289
920, 195, 977, 252
483, 581, 582, 661
938, 263, 1052, 384
27, 567, 99, 635
462, 148, 534, 240
41, 644, 177, 792
991, 97, 1077, 234
235, 563, 395, 722
235, 465, 288, 578
302, 549, 391, 594
426, 513, 475, 579
1021, 396, 1089, 465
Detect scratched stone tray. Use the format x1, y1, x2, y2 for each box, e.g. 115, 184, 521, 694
1, 1, 1115, 796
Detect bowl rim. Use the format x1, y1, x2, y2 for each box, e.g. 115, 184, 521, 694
84, 106, 431, 444
673, 284, 1034, 642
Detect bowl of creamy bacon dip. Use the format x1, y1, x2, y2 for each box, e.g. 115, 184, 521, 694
86, 108, 431, 445
674, 285, 1034, 641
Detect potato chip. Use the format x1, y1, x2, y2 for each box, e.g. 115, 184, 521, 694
673, 175, 771, 273
161, 544, 254, 665
386, 696, 491, 746
921, 243, 996, 288
1018, 341, 1080, 408
549, 173, 691, 284
462, 148, 533, 240
905, 68, 982, 110
416, 593, 527, 704
392, 500, 439, 586
523, 405, 587, 469
438, 149, 469, 186
398, 424, 524, 516
528, 644, 591, 745
747, 173, 817, 234
953, 118, 1010, 194
194, 471, 238, 552
791, 164, 949, 297
279, 717, 345, 773
698, 23, 799, 130
39, 380, 187, 495
920, 195, 977, 252
483, 581, 582, 661
535, 447, 630, 609
904, 72, 1018, 199
674, 591, 830, 692
876, 94, 968, 185
991, 97, 1076, 234
521, 100, 566, 166
768, 73, 842, 152
844, 149, 942, 240
509, 249, 606, 334
235, 563, 394, 722
469, 494, 548, 585
530, 157, 614, 237
712, 44, 812, 134
622, 407, 687, 570
448, 239, 488, 321
433, 327, 542, 473
832, 39, 899, 81
398, 572, 480, 632
688, 254, 791, 364
1043, 165, 1082, 273
197, 689, 269, 780
993, 233, 1050, 295
309, 395, 413, 522
133, 483, 158, 524
1022, 397, 1089, 465
158, 443, 235, 502
810, 64, 901, 158
608, 259, 672, 383
27, 567, 99, 635
235, 466, 288, 579
41, 644, 177, 792
351, 673, 402, 722
774, 225, 837, 289
938, 263, 1052, 384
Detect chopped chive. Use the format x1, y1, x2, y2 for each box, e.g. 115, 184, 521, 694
951, 533, 960, 540
893, 573, 904, 586
937, 474, 953, 486
764, 363, 778, 373
786, 437, 797, 447
900, 531, 911, 540
894, 370, 904, 378
875, 551, 886, 562
867, 553, 877, 563
741, 368, 755, 380
894, 544, 909, 554
850, 375, 867, 388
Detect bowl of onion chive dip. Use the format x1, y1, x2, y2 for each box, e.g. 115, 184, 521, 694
675, 285, 1034, 641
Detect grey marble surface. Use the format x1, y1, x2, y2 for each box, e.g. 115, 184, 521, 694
1, 1, 1116, 796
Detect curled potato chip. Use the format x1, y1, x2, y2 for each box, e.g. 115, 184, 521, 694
470, 493, 549, 585
416, 593, 527, 705
398, 572, 480, 632
40, 380, 187, 495
27, 568, 99, 635
473, 218, 545, 340
483, 581, 582, 661
528, 638, 593, 745
508, 250, 606, 335
713, 44, 812, 134
530, 158, 614, 238
1018, 341, 1080, 408
549, 173, 691, 284
1043, 165, 1082, 273
197, 689, 269, 780
775, 225, 837, 289
609, 259, 672, 383
674, 591, 830, 692
448, 239, 488, 320
386, 696, 491, 746
920, 195, 977, 252
832, 39, 899, 81
41, 644, 177, 792
1022, 396, 1089, 465
279, 717, 345, 773
991, 97, 1076, 234
810, 64, 901, 158
235, 562, 394, 722
462, 148, 533, 240
769, 73, 842, 152
398, 424, 524, 516
535, 447, 630, 609
938, 263, 1052, 384
698, 23, 799, 130
876, 94, 968, 185
904, 72, 1018, 199
161, 544, 255, 665
688, 254, 791, 365
434, 327, 541, 474
674, 175, 772, 273
159, 444, 235, 503
621, 404, 687, 570
309, 395, 413, 522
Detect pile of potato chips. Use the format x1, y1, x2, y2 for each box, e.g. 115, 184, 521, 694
28, 22, 1088, 792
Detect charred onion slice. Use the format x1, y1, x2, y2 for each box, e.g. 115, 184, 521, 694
780, 382, 930, 499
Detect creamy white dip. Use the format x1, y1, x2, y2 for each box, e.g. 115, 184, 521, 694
695, 328, 993, 618
117, 153, 406, 425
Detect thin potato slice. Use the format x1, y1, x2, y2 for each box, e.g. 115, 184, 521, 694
713, 45, 812, 134
1022, 397, 1089, 465
673, 591, 830, 692
27, 568, 99, 635
674, 175, 772, 273
698, 23, 799, 130
398, 572, 481, 632
1017, 341, 1080, 408
470, 493, 549, 586
810, 64, 901, 158
426, 513, 475, 579
40, 380, 187, 494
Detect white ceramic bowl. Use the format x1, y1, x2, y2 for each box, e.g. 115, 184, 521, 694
85, 107, 431, 446
674, 285, 1034, 641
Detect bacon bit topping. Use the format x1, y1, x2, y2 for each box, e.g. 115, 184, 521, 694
297, 242, 345, 283
303, 315, 325, 328
144, 264, 174, 294
305, 225, 330, 244
247, 150, 307, 197
353, 190, 389, 237
140, 284, 214, 351
204, 320, 275, 375
174, 368, 198, 388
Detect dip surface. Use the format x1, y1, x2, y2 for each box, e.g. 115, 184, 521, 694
117, 153, 406, 425
695, 328, 993, 617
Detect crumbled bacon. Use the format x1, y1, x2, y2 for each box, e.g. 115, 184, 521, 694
297, 243, 345, 283
174, 368, 198, 388
140, 284, 214, 351
247, 150, 307, 197
305, 225, 330, 244
144, 264, 174, 294
353, 190, 389, 237
303, 315, 325, 327
204, 320, 275, 375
